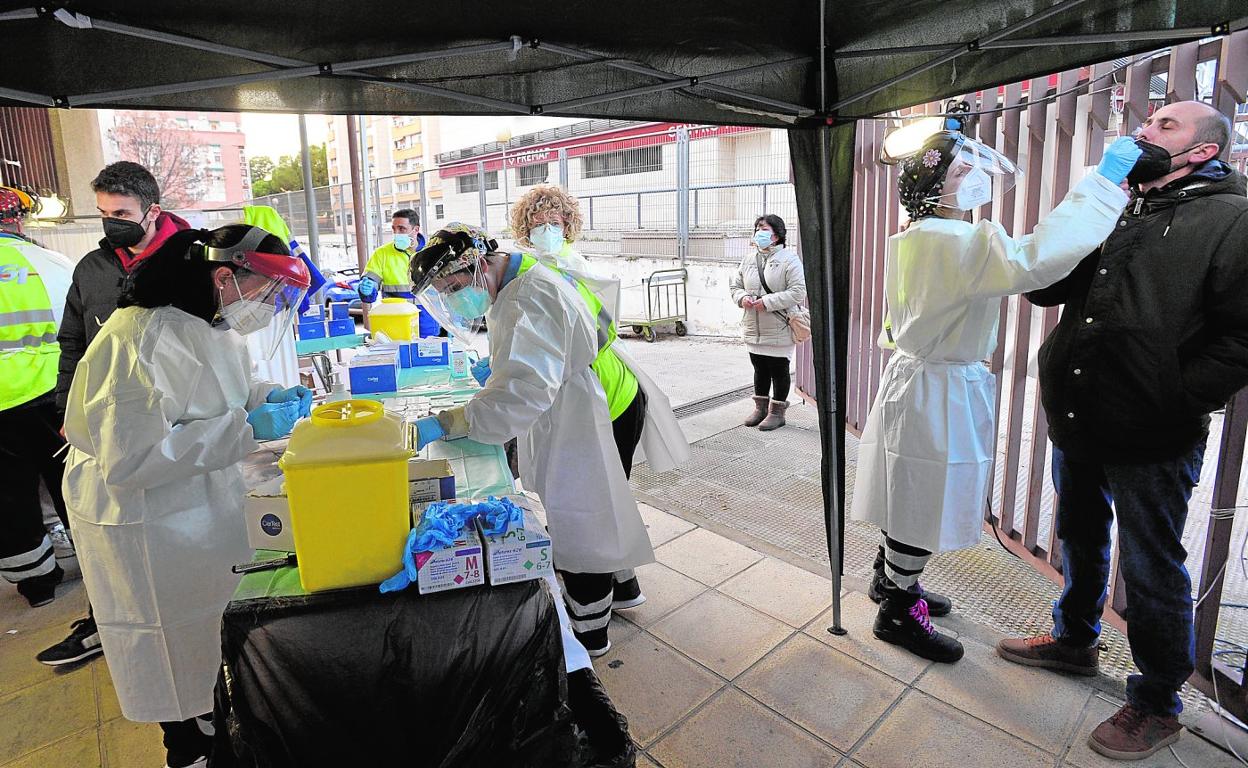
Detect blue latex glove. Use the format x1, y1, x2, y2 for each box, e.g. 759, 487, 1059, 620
247, 401, 299, 440
1097, 136, 1144, 185
414, 416, 445, 450
471, 357, 491, 387
266, 386, 313, 418
358, 276, 379, 303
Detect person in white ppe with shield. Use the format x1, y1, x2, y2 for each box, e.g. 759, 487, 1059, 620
407, 222, 688, 765
61, 224, 311, 768
850, 117, 1136, 663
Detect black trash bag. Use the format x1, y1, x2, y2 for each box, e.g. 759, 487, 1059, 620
211, 579, 576, 768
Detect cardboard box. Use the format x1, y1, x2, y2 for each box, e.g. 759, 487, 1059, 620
328, 301, 351, 321
327, 318, 356, 337
349, 348, 399, 394
244, 478, 295, 552
408, 458, 456, 507
414, 525, 484, 595
477, 497, 553, 586
297, 320, 327, 340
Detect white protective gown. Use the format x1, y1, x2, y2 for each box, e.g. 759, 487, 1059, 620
62, 306, 275, 722
442, 263, 688, 573
851, 171, 1128, 552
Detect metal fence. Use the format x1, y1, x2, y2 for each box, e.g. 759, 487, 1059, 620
234, 123, 800, 276
824, 34, 1248, 715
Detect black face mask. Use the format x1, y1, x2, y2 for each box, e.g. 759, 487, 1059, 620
1126, 140, 1203, 186
103, 208, 152, 249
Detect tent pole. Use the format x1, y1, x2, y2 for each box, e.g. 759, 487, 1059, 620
832, 26, 1212, 58
373, 80, 531, 114
830, 0, 1093, 112
346, 116, 370, 306
0, 86, 55, 106
819, 0, 847, 636
0, 7, 38, 22
298, 114, 321, 268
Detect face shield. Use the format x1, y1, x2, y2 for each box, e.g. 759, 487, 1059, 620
204, 226, 311, 358
410, 223, 499, 348
899, 133, 1022, 218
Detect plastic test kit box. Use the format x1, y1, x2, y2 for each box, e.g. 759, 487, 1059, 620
476, 497, 553, 586
408, 458, 456, 507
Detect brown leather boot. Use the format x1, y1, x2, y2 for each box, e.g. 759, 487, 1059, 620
758, 400, 788, 431
742, 395, 769, 427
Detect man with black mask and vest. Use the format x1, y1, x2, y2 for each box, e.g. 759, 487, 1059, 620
998, 101, 1248, 761
36, 161, 190, 668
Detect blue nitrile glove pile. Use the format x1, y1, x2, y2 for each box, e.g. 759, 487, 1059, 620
379, 496, 524, 594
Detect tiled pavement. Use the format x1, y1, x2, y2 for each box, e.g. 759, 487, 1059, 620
1, 507, 1242, 766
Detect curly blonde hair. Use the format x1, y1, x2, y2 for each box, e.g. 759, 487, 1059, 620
508, 184, 584, 247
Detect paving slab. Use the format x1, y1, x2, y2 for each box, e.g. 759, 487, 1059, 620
596, 632, 724, 747
99, 717, 163, 768
618, 562, 708, 628
718, 558, 834, 628
649, 591, 793, 679
0, 619, 94, 699
638, 503, 698, 548
915, 636, 1091, 754
649, 688, 843, 768
738, 633, 904, 752
654, 527, 763, 587
0, 727, 99, 768
854, 690, 1054, 768
0, 674, 98, 765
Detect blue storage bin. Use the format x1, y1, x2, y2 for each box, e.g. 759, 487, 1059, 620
329, 301, 351, 321
398, 343, 415, 369
297, 320, 327, 340
327, 318, 356, 337
410, 338, 449, 367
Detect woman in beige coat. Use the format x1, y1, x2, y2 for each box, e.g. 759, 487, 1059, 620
728, 214, 807, 430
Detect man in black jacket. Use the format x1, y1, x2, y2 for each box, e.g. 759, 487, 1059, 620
996, 101, 1248, 760
36, 161, 189, 667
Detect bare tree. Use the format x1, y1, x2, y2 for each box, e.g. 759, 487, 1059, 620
109, 113, 207, 208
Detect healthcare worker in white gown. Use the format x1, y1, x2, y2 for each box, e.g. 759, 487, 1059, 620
407, 223, 688, 767
62, 224, 311, 767
851, 129, 1137, 664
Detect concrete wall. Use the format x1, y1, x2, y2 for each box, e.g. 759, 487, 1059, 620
48, 110, 104, 218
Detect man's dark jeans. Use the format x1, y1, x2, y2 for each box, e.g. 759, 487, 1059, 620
1050, 439, 1207, 716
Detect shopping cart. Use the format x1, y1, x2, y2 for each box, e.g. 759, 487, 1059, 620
620, 268, 688, 342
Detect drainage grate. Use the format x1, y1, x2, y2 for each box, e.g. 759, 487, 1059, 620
672, 384, 755, 420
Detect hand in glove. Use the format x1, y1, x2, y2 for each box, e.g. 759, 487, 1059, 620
358, 276, 379, 302
247, 401, 300, 440
414, 416, 446, 450
1097, 136, 1144, 185
267, 385, 313, 418
471, 357, 491, 387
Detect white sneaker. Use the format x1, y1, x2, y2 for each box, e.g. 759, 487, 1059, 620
586, 640, 612, 659
48, 525, 75, 559
163, 758, 207, 768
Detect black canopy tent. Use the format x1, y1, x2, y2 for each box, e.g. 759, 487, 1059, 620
4, 0, 1242, 630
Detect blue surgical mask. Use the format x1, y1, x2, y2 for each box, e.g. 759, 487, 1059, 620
754, 230, 775, 249
529, 223, 565, 255
445, 285, 491, 319
394, 234, 413, 251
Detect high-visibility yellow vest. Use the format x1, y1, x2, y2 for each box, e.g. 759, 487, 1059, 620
0, 241, 59, 410
516, 254, 638, 419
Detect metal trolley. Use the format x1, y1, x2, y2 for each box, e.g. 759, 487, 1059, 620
620, 268, 688, 342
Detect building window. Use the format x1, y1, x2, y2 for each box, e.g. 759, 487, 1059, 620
435, 204, 445, 217
517, 163, 549, 186
582, 146, 662, 179
456, 171, 499, 194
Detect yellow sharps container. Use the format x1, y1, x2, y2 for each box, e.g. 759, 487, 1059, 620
279, 400, 412, 591
368, 298, 421, 341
